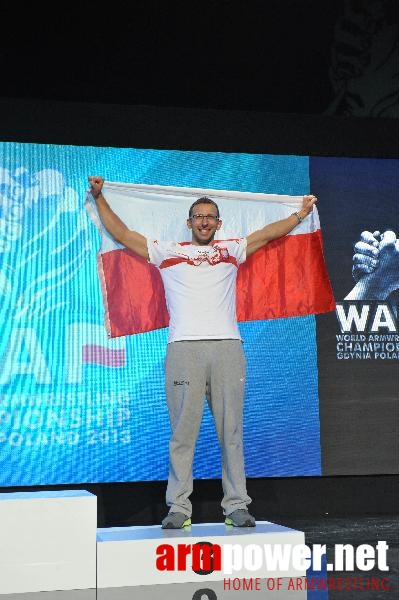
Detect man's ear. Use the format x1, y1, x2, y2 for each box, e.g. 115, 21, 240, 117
216, 219, 222, 230
187, 218, 192, 230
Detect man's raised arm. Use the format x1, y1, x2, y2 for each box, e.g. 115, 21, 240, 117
88, 176, 150, 261
245, 194, 317, 258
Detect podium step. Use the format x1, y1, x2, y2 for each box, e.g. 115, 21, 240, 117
0, 490, 97, 595
97, 521, 306, 588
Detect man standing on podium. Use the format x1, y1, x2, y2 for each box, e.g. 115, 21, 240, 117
88, 175, 316, 529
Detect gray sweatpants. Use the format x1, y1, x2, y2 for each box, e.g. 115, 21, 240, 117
164, 339, 252, 517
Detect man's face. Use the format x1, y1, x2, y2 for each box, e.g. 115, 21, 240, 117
187, 202, 222, 246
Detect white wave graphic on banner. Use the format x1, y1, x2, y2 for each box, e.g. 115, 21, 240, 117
0, 167, 91, 319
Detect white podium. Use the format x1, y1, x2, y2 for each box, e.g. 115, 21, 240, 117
96, 521, 308, 598
0, 490, 97, 596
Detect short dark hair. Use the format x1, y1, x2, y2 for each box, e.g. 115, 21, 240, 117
189, 196, 220, 219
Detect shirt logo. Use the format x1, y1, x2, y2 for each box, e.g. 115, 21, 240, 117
190, 246, 230, 266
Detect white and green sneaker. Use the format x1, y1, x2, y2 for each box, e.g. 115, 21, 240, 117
161, 512, 192, 529
225, 509, 256, 527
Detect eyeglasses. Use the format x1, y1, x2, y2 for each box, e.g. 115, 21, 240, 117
191, 213, 219, 223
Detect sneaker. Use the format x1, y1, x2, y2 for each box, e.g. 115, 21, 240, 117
161, 512, 191, 529
225, 509, 256, 527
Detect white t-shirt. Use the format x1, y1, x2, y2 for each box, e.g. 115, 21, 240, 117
148, 238, 247, 343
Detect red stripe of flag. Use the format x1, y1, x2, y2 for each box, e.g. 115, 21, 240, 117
100, 249, 169, 338
237, 230, 335, 320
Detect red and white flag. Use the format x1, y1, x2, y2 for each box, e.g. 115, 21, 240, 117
85, 181, 335, 338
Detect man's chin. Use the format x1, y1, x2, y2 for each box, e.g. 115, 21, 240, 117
193, 231, 215, 245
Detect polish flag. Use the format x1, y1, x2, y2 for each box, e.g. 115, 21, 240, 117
85, 181, 335, 338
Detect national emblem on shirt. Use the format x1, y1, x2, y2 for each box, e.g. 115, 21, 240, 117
159, 242, 237, 270
191, 245, 230, 266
